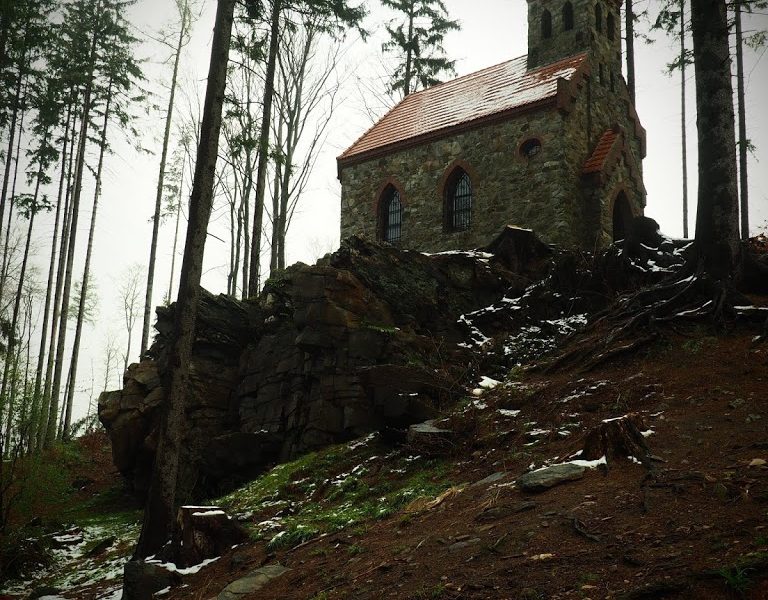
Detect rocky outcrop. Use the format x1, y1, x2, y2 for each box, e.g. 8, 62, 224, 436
99, 231, 552, 500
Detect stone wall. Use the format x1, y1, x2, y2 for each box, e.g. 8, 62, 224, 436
339, 108, 588, 252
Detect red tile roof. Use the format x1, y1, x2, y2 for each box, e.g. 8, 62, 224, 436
582, 128, 620, 175
339, 53, 588, 166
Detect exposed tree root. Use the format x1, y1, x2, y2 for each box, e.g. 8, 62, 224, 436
542, 252, 766, 374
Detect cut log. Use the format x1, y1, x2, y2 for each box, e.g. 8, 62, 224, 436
173, 506, 250, 568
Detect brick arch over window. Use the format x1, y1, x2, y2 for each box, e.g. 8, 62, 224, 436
439, 160, 477, 232
375, 178, 406, 243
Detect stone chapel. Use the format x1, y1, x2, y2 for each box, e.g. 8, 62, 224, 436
337, 0, 646, 251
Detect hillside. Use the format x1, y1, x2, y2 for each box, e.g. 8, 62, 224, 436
1, 231, 767, 600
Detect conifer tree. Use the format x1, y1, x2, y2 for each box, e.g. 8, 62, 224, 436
381, 0, 459, 97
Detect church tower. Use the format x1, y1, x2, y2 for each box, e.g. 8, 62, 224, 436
527, 0, 622, 89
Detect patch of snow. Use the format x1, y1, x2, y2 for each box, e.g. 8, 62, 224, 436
147, 556, 220, 576
191, 510, 226, 517
641, 429, 654, 437
601, 415, 628, 423
479, 376, 501, 389
472, 400, 488, 409
498, 409, 521, 417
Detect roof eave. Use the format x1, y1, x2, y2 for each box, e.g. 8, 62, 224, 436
337, 96, 558, 178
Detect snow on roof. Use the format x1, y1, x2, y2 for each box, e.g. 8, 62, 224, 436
339, 53, 588, 165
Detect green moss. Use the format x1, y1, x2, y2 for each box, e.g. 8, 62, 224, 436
214, 439, 454, 551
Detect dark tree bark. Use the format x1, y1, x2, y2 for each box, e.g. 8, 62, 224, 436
62, 80, 113, 440
734, 1, 749, 240
45, 0, 102, 445
29, 103, 72, 451
141, 0, 189, 356
134, 0, 235, 560
681, 0, 689, 238
248, 0, 282, 297
625, 0, 635, 103
690, 0, 740, 278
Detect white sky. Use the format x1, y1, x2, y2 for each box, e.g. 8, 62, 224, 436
22, 0, 768, 424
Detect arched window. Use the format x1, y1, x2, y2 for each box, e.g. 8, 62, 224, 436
379, 185, 402, 243
563, 2, 574, 31
607, 12, 615, 40
541, 9, 552, 39
446, 169, 472, 231
595, 3, 603, 33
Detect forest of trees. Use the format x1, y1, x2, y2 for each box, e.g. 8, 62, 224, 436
0, 0, 764, 557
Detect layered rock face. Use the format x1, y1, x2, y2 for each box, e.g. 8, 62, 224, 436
99, 232, 551, 500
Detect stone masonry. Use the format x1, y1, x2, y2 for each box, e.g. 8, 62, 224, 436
338, 0, 645, 251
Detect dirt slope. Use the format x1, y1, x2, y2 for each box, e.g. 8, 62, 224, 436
164, 325, 768, 600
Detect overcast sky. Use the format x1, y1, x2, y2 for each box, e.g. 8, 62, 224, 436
25, 0, 768, 424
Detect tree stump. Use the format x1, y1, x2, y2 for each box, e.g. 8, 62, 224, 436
174, 506, 250, 568
582, 414, 651, 466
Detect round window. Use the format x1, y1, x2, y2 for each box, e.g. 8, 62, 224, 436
520, 138, 542, 158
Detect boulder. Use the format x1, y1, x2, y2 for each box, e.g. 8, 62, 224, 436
217, 565, 291, 600
122, 560, 180, 600
516, 464, 586, 492
100, 233, 552, 501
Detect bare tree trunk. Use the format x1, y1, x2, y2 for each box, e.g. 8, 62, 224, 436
403, 3, 414, 97
269, 121, 284, 274
38, 110, 78, 449
690, 0, 740, 277
625, 0, 635, 104
734, 0, 749, 240
166, 161, 185, 305
141, 0, 189, 356
134, 0, 235, 560
29, 104, 72, 451
62, 81, 113, 441
1, 208, 36, 450
0, 42, 26, 258
681, 1, 689, 238
0, 89, 25, 302
45, 5, 102, 445
248, 0, 282, 297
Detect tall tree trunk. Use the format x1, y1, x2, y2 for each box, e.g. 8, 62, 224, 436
0, 42, 26, 257
0, 88, 25, 303
141, 0, 188, 356
1, 209, 36, 451
45, 6, 102, 445
248, 0, 282, 297
62, 81, 113, 440
166, 161, 185, 305
241, 142, 253, 300
681, 1, 689, 238
134, 0, 235, 560
690, 0, 740, 277
269, 121, 284, 274
404, 3, 414, 96
734, 0, 748, 240
39, 110, 78, 449
30, 105, 72, 450
625, 0, 635, 103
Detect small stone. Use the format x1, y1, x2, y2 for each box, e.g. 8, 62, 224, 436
749, 458, 766, 467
